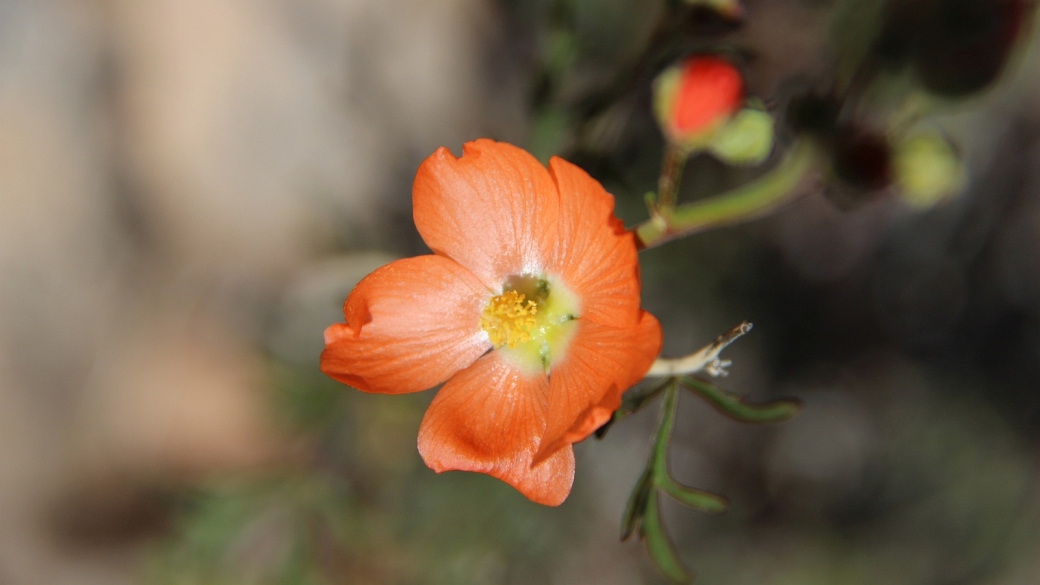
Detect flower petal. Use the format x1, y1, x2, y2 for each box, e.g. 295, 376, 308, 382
672, 57, 743, 138
534, 311, 662, 463
417, 351, 575, 506
412, 139, 560, 289
320, 256, 491, 394
545, 156, 642, 326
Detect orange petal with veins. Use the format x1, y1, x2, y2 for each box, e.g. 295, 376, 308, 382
412, 140, 560, 289
534, 311, 662, 464
320, 255, 491, 394
545, 156, 642, 327
417, 351, 575, 506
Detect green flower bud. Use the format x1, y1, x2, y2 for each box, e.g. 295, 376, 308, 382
894, 133, 965, 208
707, 106, 775, 166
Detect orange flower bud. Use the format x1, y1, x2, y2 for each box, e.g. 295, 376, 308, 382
653, 56, 744, 150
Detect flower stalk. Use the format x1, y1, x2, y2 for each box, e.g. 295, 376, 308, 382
635, 139, 819, 249
655, 143, 687, 211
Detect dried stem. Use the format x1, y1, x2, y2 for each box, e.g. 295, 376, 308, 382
646, 321, 752, 377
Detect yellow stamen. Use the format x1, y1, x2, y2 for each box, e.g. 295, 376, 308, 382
481, 290, 538, 348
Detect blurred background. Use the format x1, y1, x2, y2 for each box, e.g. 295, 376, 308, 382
0, 0, 1038, 583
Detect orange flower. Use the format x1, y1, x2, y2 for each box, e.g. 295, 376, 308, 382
321, 140, 661, 506
654, 56, 744, 148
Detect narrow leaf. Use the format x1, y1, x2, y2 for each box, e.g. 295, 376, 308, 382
658, 476, 729, 513
681, 376, 801, 423
651, 384, 680, 472
621, 467, 653, 541
641, 490, 691, 583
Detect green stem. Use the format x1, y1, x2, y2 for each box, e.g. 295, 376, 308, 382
635, 139, 818, 249
655, 143, 686, 211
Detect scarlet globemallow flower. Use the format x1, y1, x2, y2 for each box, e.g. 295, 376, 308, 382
321, 140, 661, 506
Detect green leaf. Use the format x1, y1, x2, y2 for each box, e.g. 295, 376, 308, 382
648, 382, 729, 513
640, 491, 692, 583
681, 376, 801, 423
621, 467, 654, 541
658, 476, 729, 513
650, 384, 680, 472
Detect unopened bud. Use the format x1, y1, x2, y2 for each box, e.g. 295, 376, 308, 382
653, 56, 744, 153
894, 133, 964, 208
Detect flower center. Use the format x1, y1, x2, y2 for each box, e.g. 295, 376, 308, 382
480, 290, 538, 349
482, 275, 580, 375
